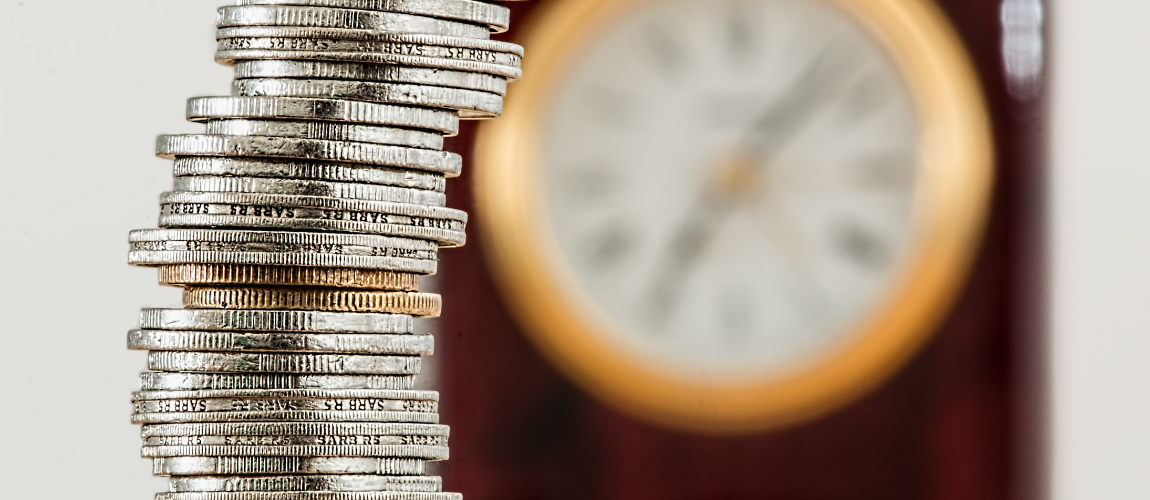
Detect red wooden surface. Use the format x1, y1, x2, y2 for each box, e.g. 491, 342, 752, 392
437, 1, 1048, 498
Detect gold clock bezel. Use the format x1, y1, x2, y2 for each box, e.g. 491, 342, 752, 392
474, 0, 993, 434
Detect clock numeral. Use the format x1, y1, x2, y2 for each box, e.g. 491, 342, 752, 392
831, 219, 891, 270
582, 221, 636, 272
723, 2, 760, 67
644, 24, 690, 80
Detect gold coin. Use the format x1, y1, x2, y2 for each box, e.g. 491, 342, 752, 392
158, 264, 420, 291
183, 287, 442, 317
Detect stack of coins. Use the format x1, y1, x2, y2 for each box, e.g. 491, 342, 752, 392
125, 1, 525, 499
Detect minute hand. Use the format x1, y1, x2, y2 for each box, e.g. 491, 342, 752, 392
641, 190, 729, 328
743, 49, 860, 156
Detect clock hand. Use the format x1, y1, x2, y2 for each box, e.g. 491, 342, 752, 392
638, 50, 865, 331
743, 47, 871, 158
641, 187, 731, 330
640, 153, 759, 330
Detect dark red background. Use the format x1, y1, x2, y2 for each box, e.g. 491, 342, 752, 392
436, 1, 1048, 498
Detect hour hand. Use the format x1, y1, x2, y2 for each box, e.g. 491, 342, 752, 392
641, 191, 729, 330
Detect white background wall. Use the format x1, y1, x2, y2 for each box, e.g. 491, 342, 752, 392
1050, 1, 1150, 499
0, 0, 1145, 498
0, 1, 227, 497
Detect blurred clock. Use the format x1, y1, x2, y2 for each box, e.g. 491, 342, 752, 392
475, 0, 992, 433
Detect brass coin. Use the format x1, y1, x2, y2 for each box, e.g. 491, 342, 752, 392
184, 287, 441, 317
159, 264, 420, 291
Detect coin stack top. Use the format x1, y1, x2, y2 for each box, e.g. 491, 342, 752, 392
125, 1, 527, 499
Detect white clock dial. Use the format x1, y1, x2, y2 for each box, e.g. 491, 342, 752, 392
541, 0, 920, 378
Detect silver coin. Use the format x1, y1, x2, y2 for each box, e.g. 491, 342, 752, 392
142, 444, 447, 459
217, 48, 520, 80
158, 492, 461, 500
127, 229, 438, 273
133, 397, 436, 417
155, 135, 463, 177
232, 60, 508, 95
217, 5, 490, 40
129, 248, 436, 273
214, 29, 522, 57
186, 97, 459, 136
158, 191, 467, 246
171, 158, 446, 192
172, 176, 446, 207
163, 190, 465, 222
146, 435, 445, 447
142, 422, 448, 438
134, 410, 438, 425
216, 26, 522, 58
231, 78, 503, 118
146, 351, 423, 375
153, 456, 426, 476
168, 475, 442, 493
140, 373, 416, 391
204, 119, 443, 149
139, 309, 416, 334
155, 216, 460, 248
129, 330, 435, 355
159, 214, 462, 247
217, 37, 522, 67
236, 0, 509, 32
146, 436, 447, 448
134, 388, 436, 399
160, 190, 466, 226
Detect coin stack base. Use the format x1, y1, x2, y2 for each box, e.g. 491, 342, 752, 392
126, 1, 529, 498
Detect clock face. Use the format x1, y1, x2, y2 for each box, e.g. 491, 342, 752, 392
541, 0, 919, 378
476, 0, 991, 432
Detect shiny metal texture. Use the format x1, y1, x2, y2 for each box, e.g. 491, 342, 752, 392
123, 2, 528, 499
158, 191, 467, 246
